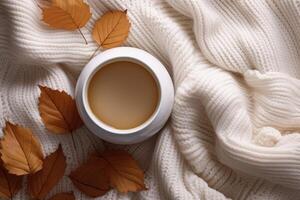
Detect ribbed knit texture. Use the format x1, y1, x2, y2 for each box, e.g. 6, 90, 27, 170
1, 0, 300, 199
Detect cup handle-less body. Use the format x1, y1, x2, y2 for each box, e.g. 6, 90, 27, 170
75, 47, 174, 144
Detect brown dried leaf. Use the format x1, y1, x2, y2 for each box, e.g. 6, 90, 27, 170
0, 160, 22, 199
48, 192, 75, 200
0, 121, 44, 176
28, 144, 66, 200
38, 85, 83, 134
100, 150, 146, 193
92, 10, 130, 49
42, 0, 91, 44
69, 157, 110, 197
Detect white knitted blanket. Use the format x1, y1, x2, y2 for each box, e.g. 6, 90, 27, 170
1, 0, 300, 199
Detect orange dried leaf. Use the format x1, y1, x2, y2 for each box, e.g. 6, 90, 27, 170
28, 144, 66, 200
48, 192, 75, 200
0, 160, 22, 199
42, 0, 91, 30
92, 10, 130, 49
100, 150, 146, 193
69, 157, 110, 197
0, 121, 44, 176
42, 0, 91, 44
38, 85, 83, 134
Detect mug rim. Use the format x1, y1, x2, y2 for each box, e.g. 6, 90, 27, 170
82, 57, 162, 134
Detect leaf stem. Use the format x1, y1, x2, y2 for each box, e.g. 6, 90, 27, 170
34, 0, 42, 9
71, 132, 77, 151
77, 28, 88, 45
89, 46, 100, 61
71, 131, 81, 163
85, 131, 101, 154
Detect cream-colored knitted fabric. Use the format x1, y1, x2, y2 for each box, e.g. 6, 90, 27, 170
1, 0, 300, 199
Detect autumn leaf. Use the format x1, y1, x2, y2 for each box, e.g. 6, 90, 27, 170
42, 0, 92, 44
0, 121, 44, 176
99, 150, 146, 193
69, 156, 110, 197
93, 10, 130, 48
38, 85, 83, 134
70, 150, 146, 196
28, 144, 66, 200
48, 192, 75, 200
0, 160, 22, 199
91, 10, 130, 57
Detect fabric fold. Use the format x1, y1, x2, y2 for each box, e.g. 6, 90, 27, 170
2, 0, 300, 199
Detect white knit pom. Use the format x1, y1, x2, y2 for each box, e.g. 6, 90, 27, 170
254, 127, 281, 147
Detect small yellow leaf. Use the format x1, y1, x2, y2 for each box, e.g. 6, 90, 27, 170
92, 10, 130, 49
0, 121, 44, 176
38, 85, 83, 134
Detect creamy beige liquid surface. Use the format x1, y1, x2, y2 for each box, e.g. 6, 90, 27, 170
88, 61, 159, 130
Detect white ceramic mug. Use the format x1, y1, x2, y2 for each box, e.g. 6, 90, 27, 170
75, 47, 174, 144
